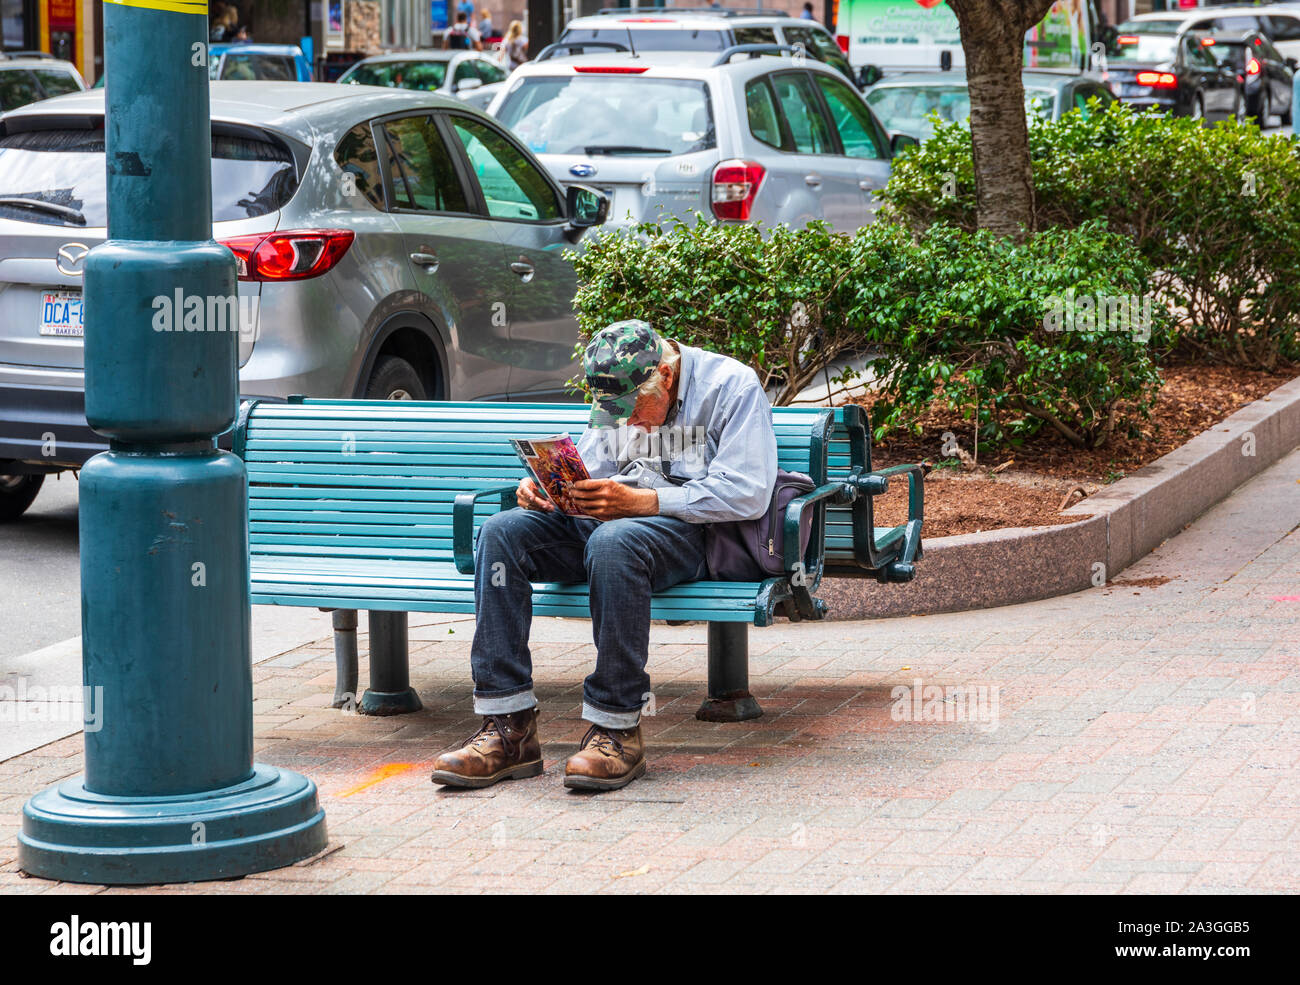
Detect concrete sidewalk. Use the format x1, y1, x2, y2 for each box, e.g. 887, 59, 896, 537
1, 448, 1296, 894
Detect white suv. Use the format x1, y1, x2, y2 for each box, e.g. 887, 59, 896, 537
551, 7, 858, 86
489, 46, 901, 234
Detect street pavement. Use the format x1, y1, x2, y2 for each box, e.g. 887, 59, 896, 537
0, 443, 1296, 894
0, 476, 79, 661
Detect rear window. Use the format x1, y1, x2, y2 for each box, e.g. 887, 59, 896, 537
1107, 31, 1179, 64
495, 75, 715, 157
213, 53, 297, 81
560, 27, 727, 52
342, 60, 448, 90
0, 126, 299, 227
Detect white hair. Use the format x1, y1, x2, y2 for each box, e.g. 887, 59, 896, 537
636, 337, 680, 400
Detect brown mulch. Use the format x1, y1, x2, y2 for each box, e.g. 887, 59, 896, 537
857, 364, 1294, 538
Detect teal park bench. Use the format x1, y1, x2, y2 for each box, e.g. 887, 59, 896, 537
234, 398, 923, 722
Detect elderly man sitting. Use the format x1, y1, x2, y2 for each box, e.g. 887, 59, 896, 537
430, 321, 777, 792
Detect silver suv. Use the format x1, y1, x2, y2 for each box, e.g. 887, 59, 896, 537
489, 47, 898, 233
0, 81, 607, 518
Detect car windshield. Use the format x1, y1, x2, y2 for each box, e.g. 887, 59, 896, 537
560, 27, 728, 51
0, 69, 46, 111
1108, 30, 1179, 63
495, 75, 715, 157
0, 127, 299, 227
342, 60, 448, 90
866, 83, 1056, 137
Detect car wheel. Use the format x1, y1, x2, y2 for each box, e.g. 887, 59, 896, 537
1282, 94, 1293, 126
1191, 92, 1205, 123
364, 355, 427, 401
0, 473, 45, 522
1236, 90, 1248, 124
1258, 87, 1270, 127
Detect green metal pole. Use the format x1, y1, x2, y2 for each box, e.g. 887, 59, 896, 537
18, 0, 327, 884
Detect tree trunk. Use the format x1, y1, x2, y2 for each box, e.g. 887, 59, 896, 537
948, 0, 1057, 238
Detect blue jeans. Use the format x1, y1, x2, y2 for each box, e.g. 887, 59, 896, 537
470, 508, 707, 729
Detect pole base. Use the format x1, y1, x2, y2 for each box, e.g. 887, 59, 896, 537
696, 691, 763, 723
18, 764, 327, 886
358, 687, 423, 716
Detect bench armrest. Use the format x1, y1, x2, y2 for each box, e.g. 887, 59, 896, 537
453, 482, 519, 575
781, 481, 855, 619
848, 463, 924, 582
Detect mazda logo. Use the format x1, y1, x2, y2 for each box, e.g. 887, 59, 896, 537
56, 243, 90, 277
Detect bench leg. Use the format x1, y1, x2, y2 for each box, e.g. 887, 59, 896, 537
696, 622, 762, 723
359, 611, 423, 716
331, 609, 359, 710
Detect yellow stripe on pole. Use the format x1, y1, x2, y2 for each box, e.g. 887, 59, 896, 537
104, 0, 208, 14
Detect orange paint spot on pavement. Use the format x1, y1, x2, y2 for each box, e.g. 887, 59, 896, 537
337, 762, 419, 797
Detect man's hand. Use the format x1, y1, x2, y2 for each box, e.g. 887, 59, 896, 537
517, 477, 554, 512
570, 479, 659, 521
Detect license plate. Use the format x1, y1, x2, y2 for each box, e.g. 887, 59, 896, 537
39, 291, 84, 338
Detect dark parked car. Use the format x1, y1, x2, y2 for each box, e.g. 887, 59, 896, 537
1200, 31, 1294, 125
1106, 27, 1242, 122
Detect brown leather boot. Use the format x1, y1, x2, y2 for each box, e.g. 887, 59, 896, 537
430, 709, 543, 788
563, 723, 646, 791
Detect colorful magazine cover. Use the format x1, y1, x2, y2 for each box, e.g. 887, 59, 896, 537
509, 434, 591, 516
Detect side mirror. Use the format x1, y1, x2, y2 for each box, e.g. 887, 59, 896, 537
857, 63, 882, 88
1287, 57, 1298, 71
456, 76, 483, 92
565, 184, 610, 242
890, 132, 920, 157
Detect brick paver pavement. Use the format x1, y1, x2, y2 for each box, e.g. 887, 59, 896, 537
1, 450, 1296, 894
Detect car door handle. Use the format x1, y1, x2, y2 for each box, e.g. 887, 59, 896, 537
858, 179, 873, 191
804, 173, 822, 187
510, 260, 535, 282
410, 252, 439, 272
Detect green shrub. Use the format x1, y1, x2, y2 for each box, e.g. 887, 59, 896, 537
568, 216, 1164, 448
568, 217, 880, 405
858, 220, 1167, 449
881, 101, 1300, 370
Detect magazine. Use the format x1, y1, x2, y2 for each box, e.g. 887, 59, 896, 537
509, 434, 591, 516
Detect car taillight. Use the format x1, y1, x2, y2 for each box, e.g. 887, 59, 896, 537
573, 65, 649, 73
1247, 56, 1261, 76
1135, 71, 1177, 88
1117, 35, 1139, 45
836, 34, 850, 53
218, 229, 355, 282
711, 160, 765, 222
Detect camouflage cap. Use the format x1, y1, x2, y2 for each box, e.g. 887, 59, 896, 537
583, 320, 663, 428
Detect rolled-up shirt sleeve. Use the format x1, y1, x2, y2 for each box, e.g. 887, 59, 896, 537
655, 380, 777, 523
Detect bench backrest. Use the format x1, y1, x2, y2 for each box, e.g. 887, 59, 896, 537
235, 399, 852, 569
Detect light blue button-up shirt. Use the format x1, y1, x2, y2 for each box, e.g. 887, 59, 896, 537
576, 342, 778, 524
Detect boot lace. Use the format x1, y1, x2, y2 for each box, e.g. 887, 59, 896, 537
580, 724, 624, 757
468, 715, 520, 757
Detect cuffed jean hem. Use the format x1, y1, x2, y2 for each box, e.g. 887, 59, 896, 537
582, 701, 641, 730
474, 689, 538, 716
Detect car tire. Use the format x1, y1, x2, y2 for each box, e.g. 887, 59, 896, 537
0, 474, 45, 522
1191, 92, 1205, 123
1256, 87, 1269, 127
1282, 96, 1293, 126
364, 355, 427, 401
